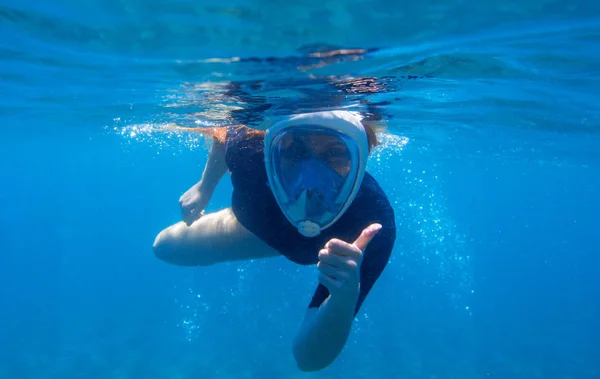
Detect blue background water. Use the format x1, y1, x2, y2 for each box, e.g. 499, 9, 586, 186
1, 1, 599, 378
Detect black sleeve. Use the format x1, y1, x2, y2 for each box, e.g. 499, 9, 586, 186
308, 221, 396, 316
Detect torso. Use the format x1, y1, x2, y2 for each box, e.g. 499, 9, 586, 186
225, 125, 396, 265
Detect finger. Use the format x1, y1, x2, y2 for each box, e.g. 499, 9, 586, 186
325, 239, 362, 259
318, 249, 343, 267
181, 207, 191, 224
318, 273, 341, 291
182, 207, 193, 223
317, 261, 349, 282
183, 207, 199, 226
319, 249, 358, 271
353, 223, 382, 252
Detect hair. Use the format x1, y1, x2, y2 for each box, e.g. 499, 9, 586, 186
362, 120, 385, 154
166, 116, 386, 153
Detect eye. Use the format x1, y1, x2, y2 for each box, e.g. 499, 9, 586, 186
282, 140, 309, 162
325, 148, 344, 158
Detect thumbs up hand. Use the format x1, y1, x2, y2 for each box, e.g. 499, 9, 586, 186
317, 223, 382, 300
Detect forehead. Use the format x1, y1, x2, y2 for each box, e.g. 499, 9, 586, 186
279, 127, 347, 146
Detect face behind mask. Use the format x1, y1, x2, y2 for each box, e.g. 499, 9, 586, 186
264, 111, 369, 237
281, 157, 346, 218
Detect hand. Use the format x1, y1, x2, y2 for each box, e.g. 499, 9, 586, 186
179, 182, 209, 226
317, 223, 382, 299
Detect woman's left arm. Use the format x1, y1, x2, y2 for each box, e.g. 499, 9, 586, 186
292, 223, 385, 372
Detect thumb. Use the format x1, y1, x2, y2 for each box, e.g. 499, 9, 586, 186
353, 223, 382, 252
182, 206, 199, 226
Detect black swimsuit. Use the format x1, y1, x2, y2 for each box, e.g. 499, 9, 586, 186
225, 125, 396, 315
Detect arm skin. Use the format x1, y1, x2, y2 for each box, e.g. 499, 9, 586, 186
196, 134, 228, 197
196, 124, 355, 372
291, 224, 382, 372
169, 125, 229, 225
169, 123, 384, 372
292, 291, 359, 372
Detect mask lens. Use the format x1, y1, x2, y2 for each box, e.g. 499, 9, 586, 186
276, 128, 352, 174
268, 124, 362, 234
264, 114, 369, 237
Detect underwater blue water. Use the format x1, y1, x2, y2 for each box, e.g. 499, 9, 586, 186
1, 1, 599, 378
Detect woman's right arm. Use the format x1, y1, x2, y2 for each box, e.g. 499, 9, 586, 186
178, 126, 228, 225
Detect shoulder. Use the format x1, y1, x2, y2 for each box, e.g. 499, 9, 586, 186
351, 172, 396, 247
357, 172, 395, 220
225, 124, 266, 143
225, 125, 267, 163
332, 171, 396, 249
361, 172, 387, 196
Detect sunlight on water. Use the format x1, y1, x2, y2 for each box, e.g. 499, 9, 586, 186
371, 132, 474, 314
108, 118, 214, 153
2, 0, 599, 377
174, 285, 211, 343
112, 122, 475, 336
162, 130, 475, 340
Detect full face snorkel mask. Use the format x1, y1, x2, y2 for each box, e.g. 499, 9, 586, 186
264, 111, 369, 237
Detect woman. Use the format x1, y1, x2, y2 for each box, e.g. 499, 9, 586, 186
153, 110, 396, 371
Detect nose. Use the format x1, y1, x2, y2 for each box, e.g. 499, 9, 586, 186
305, 188, 325, 201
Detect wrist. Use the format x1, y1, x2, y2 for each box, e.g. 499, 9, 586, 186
328, 283, 360, 309
197, 180, 213, 194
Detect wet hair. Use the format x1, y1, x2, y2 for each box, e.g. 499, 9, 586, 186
168, 116, 385, 154
223, 118, 383, 153
362, 120, 382, 154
